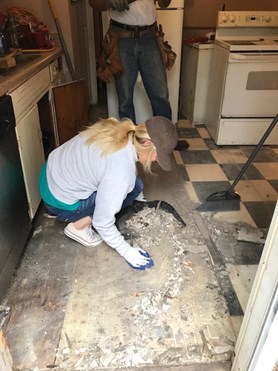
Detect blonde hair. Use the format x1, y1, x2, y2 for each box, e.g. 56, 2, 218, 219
80, 117, 156, 172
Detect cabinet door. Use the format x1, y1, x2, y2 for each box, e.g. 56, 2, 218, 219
52, 79, 89, 144
16, 105, 45, 219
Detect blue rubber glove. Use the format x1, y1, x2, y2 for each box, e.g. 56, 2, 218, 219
124, 246, 154, 270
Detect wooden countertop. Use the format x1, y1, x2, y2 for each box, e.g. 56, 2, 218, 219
0, 47, 63, 97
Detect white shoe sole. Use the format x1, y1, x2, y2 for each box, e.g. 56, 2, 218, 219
43, 213, 57, 219
64, 227, 103, 247
135, 194, 147, 202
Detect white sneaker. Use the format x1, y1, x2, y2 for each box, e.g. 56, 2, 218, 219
64, 223, 103, 247
43, 213, 57, 219
135, 191, 147, 202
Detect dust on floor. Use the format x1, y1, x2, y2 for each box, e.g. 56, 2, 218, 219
3, 161, 262, 370
53, 205, 236, 369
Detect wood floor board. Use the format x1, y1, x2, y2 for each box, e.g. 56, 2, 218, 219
4, 217, 77, 369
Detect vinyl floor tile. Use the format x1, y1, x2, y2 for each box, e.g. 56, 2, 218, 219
233, 242, 264, 265
186, 138, 209, 150
269, 179, 278, 193
176, 119, 192, 128
234, 180, 262, 202
253, 162, 278, 179
204, 138, 222, 150
244, 201, 276, 229
241, 147, 278, 162
177, 127, 201, 138
197, 127, 211, 139
211, 149, 248, 164
177, 164, 190, 181
250, 180, 278, 201
214, 225, 263, 265
176, 121, 278, 230
173, 150, 184, 165
184, 181, 199, 203
186, 164, 227, 182
180, 150, 217, 164
220, 164, 264, 181
192, 180, 232, 202
213, 204, 257, 227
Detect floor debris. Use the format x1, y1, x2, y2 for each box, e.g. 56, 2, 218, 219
53, 207, 236, 369
237, 225, 265, 244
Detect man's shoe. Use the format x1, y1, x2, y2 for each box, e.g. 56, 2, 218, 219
64, 223, 103, 247
174, 140, 189, 151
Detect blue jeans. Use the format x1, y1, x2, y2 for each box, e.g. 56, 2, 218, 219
114, 31, 172, 123
44, 176, 144, 223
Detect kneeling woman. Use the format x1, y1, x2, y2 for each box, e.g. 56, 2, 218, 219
39, 116, 177, 269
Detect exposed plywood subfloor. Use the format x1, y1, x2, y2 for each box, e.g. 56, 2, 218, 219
3, 218, 78, 369
55, 208, 235, 369
3, 163, 239, 370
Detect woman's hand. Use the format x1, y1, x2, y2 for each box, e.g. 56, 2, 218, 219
124, 246, 154, 270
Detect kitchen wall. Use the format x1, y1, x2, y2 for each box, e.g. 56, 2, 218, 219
2, 0, 278, 58
1, 0, 277, 102
3, 0, 278, 52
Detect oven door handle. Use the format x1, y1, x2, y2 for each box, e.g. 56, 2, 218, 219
229, 53, 278, 62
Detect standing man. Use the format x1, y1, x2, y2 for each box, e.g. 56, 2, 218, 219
90, 0, 189, 150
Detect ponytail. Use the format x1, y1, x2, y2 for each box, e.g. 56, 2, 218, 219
81, 117, 136, 155
81, 117, 156, 172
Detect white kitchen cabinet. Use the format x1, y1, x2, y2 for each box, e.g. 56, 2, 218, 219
15, 104, 45, 220
9, 61, 88, 220
180, 43, 213, 125
10, 67, 51, 220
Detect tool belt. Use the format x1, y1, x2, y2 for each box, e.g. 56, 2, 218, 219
110, 19, 157, 38
96, 29, 124, 83
96, 20, 176, 83
156, 23, 176, 70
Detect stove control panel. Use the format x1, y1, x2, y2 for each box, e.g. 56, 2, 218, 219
217, 11, 278, 27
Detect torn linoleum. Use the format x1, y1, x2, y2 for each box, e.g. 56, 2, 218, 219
55, 207, 235, 369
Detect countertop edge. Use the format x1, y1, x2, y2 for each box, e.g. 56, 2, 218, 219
0, 47, 63, 97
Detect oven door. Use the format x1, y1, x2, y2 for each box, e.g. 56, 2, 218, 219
221, 52, 278, 117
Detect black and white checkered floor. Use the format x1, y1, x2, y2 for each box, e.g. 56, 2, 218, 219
173, 119, 278, 319
175, 120, 278, 230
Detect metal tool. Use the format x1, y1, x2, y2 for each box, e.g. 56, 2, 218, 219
47, 0, 76, 80
197, 113, 278, 212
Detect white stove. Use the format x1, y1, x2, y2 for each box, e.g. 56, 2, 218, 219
216, 38, 278, 52
205, 11, 278, 145
215, 11, 278, 52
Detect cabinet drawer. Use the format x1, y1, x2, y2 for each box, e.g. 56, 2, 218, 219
10, 67, 51, 123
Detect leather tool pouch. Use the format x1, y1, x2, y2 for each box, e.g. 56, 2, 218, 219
156, 24, 176, 70
97, 29, 125, 83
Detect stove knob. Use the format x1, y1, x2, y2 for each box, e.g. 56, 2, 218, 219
229, 14, 236, 23
265, 16, 271, 23
221, 14, 228, 23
